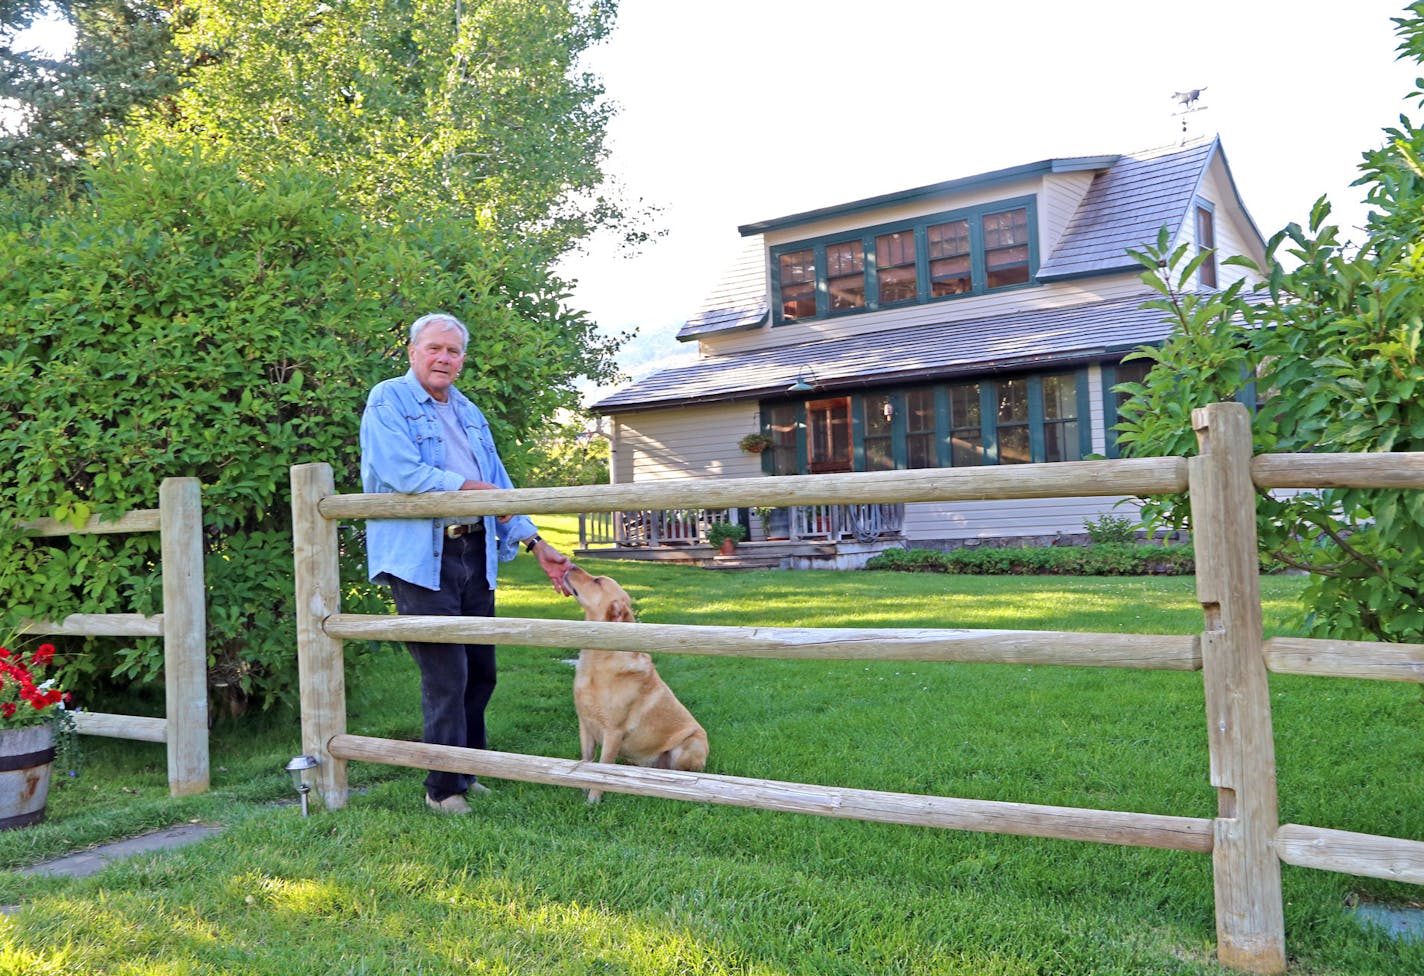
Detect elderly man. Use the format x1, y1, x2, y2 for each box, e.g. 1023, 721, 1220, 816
360, 312, 571, 815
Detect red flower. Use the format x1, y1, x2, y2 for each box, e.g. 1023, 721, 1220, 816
31, 644, 55, 667
1, 703, 14, 718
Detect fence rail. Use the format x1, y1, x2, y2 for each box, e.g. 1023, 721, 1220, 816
290, 403, 1424, 975
17, 478, 209, 796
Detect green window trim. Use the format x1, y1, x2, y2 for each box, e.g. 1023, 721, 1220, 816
769, 196, 1040, 326
762, 367, 1088, 473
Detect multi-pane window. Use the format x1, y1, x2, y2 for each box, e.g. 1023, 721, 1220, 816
1196, 205, 1217, 288
983, 208, 1030, 288
905, 389, 936, 468
1041, 373, 1081, 462
948, 383, 983, 466
875, 232, 918, 305
995, 378, 1031, 463
806, 397, 854, 473
779, 249, 816, 321
770, 197, 1036, 323
826, 241, 865, 312
928, 219, 972, 296
767, 371, 1083, 473
863, 394, 894, 471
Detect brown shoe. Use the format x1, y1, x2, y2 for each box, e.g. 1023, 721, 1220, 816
425, 793, 472, 815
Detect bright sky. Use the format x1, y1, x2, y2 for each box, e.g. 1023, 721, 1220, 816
560, 0, 1422, 378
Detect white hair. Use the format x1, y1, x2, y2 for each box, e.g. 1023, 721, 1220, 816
409, 313, 469, 350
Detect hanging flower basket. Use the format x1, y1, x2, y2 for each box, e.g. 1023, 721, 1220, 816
738, 433, 773, 454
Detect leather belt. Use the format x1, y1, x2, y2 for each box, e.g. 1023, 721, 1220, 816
445, 522, 484, 539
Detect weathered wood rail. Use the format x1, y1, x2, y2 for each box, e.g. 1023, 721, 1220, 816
18, 478, 209, 795
291, 403, 1424, 974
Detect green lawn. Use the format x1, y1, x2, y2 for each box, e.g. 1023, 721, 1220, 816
2, 518, 1420, 974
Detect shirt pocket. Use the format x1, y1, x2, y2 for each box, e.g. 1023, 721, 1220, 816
465, 419, 496, 455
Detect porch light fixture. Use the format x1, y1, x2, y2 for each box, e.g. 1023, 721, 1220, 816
284, 754, 320, 817
787, 369, 817, 393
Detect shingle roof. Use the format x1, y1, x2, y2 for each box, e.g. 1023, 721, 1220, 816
590, 294, 1181, 414
676, 235, 769, 340
1035, 138, 1224, 280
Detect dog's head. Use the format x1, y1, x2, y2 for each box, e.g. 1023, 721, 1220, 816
563, 565, 635, 623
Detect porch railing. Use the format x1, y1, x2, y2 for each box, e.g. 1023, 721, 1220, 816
578, 504, 904, 549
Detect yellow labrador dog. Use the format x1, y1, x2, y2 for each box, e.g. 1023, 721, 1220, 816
564, 565, 708, 803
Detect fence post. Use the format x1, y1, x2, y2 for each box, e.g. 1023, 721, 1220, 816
290, 462, 348, 810
159, 477, 209, 796
1189, 402, 1286, 973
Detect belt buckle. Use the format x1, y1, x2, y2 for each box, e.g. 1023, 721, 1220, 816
445, 523, 476, 539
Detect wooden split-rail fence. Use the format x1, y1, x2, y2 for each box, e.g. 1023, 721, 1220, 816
290, 403, 1424, 975
19, 477, 209, 796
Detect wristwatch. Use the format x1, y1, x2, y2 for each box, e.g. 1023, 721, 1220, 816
524, 534, 543, 553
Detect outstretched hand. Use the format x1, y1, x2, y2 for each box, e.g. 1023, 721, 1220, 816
534, 542, 572, 596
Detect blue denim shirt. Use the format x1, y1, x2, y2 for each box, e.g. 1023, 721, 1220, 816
360, 369, 537, 589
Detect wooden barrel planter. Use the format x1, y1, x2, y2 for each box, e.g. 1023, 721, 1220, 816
0, 722, 56, 830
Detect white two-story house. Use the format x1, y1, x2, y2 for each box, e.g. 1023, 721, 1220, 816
585, 135, 1265, 561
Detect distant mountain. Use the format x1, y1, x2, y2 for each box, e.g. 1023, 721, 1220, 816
578, 316, 699, 408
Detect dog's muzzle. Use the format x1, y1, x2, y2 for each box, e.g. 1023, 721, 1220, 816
445, 522, 483, 539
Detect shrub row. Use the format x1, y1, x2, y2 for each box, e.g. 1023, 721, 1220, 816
865, 543, 1197, 576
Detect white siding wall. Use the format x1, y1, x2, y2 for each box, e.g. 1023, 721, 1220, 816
1038, 170, 1097, 254
900, 495, 1143, 543
1185, 159, 1266, 290
610, 403, 764, 485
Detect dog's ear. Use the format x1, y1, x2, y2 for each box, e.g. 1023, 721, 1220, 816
606, 598, 635, 623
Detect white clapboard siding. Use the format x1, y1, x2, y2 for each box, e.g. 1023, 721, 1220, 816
900, 496, 1141, 543
1038, 170, 1098, 254
617, 403, 766, 484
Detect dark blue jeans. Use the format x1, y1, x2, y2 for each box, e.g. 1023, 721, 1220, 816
387, 530, 495, 800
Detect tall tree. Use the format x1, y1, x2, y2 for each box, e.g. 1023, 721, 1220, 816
0, 0, 189, 185
129, 0, 635, 260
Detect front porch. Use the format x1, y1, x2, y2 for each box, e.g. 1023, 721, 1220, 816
573, 503, 906, 570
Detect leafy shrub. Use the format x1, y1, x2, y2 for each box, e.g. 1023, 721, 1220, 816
0, 142, 615, 714
1083, 513, 1139, 544
865, 543, 1197, 576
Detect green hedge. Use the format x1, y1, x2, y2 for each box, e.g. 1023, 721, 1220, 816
865, 543, 1197, 576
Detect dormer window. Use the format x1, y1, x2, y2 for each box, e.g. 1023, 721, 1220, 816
826, 240, 866, 311
876, 231, 918, 304
770, 196, 1036, 324
927, 219, 972, 296
984, 208, 1031, 288
1195, 204, 1217, 288
778, 249, 816, 321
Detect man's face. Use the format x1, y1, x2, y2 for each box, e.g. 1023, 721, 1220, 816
408, 323, 466, 401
